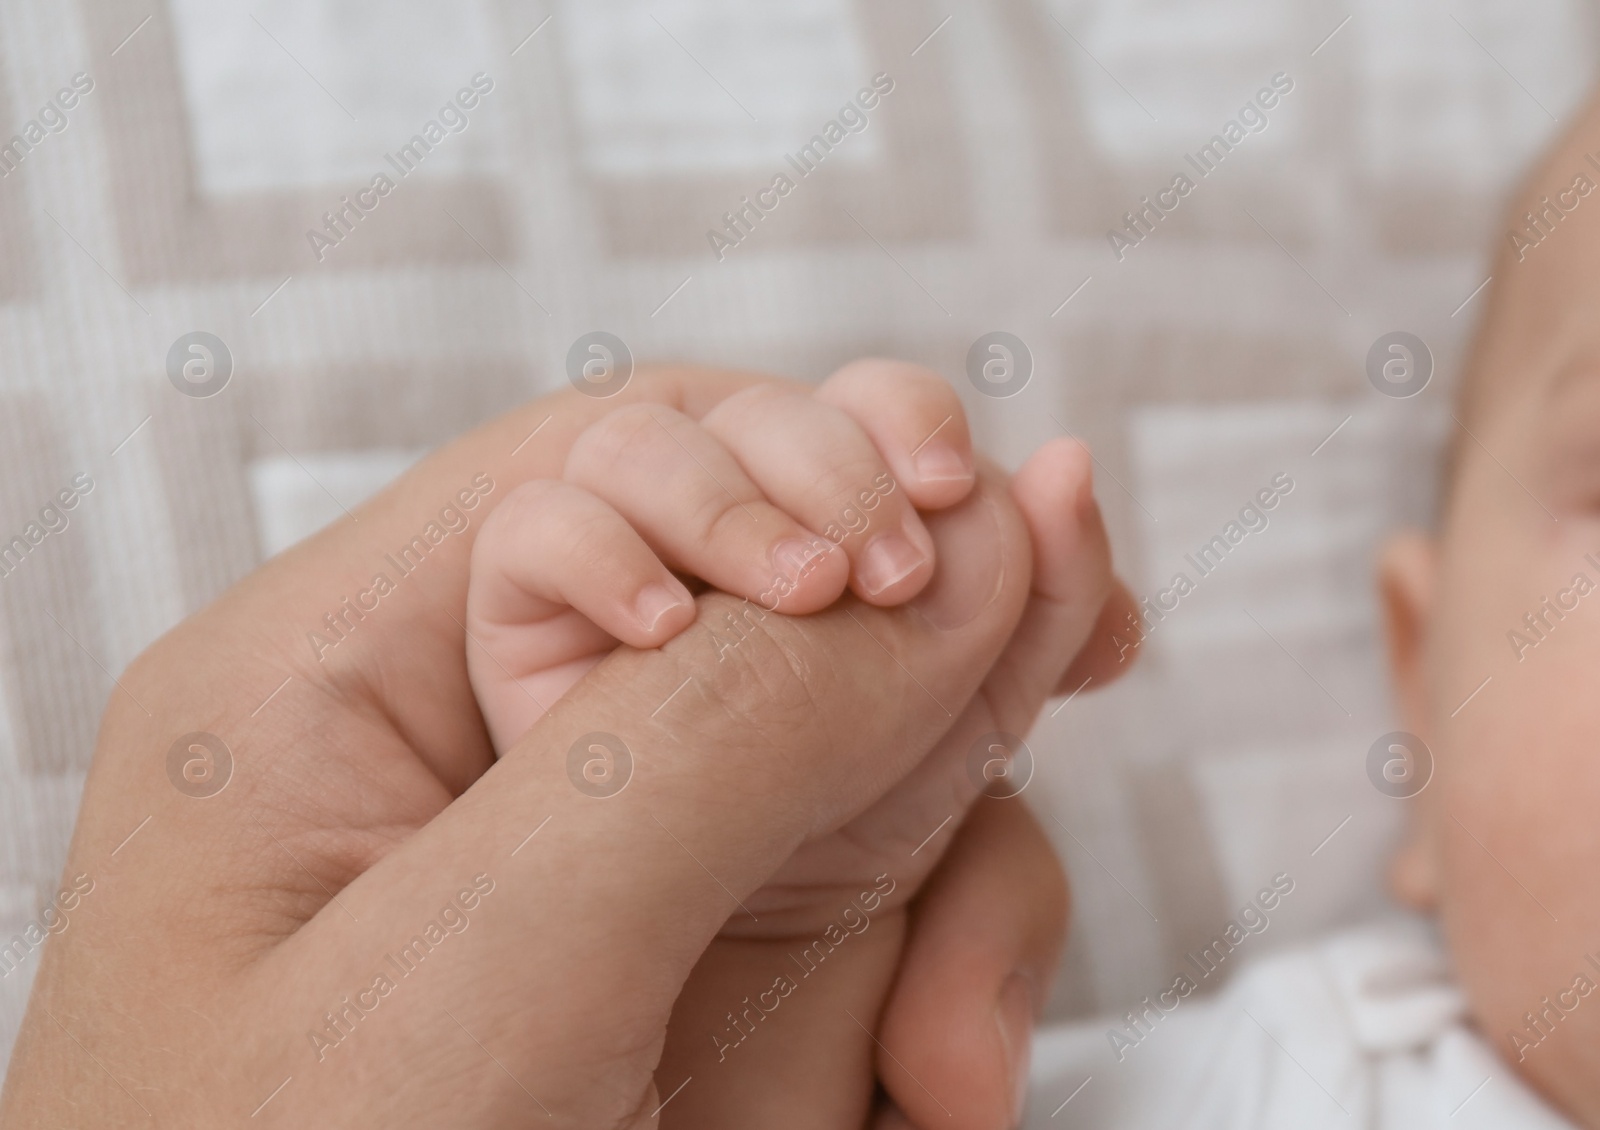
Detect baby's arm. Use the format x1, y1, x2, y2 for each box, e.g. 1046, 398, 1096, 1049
466, 368, 976, 753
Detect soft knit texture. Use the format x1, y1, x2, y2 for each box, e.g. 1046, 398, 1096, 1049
1027, 917, 1572, 1128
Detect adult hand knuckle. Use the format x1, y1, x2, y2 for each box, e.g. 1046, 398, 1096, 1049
693, 595, 838, 740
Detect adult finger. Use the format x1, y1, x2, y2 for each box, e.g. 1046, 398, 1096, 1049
769, 437, 1112, 881
1054, 578, 1141, 695
878, 799, 1068, 1130
894, 440, 1119, 862
983, 438, 1117, 730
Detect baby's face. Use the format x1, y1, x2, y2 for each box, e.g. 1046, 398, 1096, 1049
1384, 97, 1600, 1125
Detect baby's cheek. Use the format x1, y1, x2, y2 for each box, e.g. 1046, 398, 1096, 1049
1422, 513, 1600, 1108
1431, 585, 1600, 1113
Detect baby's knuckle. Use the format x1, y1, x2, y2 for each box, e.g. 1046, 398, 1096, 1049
900, 377, 967, 431
566, 404, 663, 476
567, 511, 628, 570
696, 491, 759, 549
499, 477, 565, 516
708, 383, 792, 424
483, 480, 572, 544
811, 456, 885, 509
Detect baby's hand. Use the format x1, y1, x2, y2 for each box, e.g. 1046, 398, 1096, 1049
466, 362, 977, 753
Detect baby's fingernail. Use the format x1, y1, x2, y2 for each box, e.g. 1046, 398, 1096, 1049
995, 973, 1035, 1128
858, 530, 926, 596
914, 441, 974, 485
636, 580, 692, 632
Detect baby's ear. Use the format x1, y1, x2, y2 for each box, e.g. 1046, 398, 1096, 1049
1378, 530, 1436, 739
1389, 810, 1441, 911
1377, 530, 1442, 911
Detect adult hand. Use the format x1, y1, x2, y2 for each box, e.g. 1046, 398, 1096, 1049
656, 415, 1134, 1130
0, 364, 1126, 1128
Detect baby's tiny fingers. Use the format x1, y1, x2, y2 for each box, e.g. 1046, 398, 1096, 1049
564, 404, 851, 614
700, 385, 937, 605
470, 479, 696, 651
816, 359, 976, 510
467, 479, 699, 751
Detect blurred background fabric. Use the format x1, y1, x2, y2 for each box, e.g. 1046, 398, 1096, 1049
1, 0, 1595, 1071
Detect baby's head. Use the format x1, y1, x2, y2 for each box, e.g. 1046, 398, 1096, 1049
1381, 94, 1600, 1123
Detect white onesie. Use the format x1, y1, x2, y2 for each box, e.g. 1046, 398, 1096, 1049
1025, 917, 1573, 1129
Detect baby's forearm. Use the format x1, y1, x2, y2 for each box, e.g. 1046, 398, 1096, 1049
658, 914, 908, 1129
